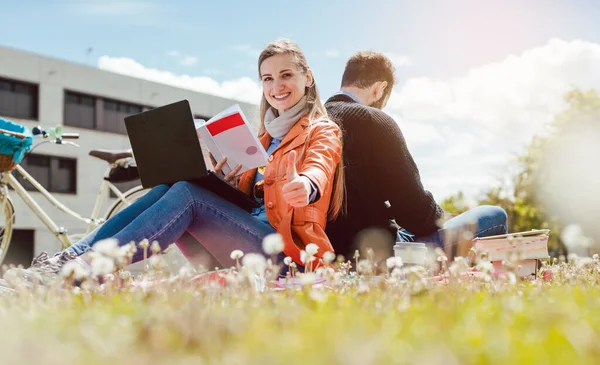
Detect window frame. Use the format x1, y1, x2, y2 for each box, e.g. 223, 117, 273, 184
14, 153, 78, 194
0, 76, 39, 120
63, 90, 97, 130
64, 90, 147, 135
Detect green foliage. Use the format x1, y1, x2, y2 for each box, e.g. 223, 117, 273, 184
443, 89, 600, 256
4, 265, 600, 364
440, 191, 469, 215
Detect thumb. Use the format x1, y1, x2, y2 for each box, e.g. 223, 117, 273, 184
286, 150, 298, 181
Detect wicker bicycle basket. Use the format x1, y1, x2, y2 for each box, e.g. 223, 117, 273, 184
0, 118, 32, 173
0, 153, 16, 173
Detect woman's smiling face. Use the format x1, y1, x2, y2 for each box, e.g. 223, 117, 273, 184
260, 53, 312, 114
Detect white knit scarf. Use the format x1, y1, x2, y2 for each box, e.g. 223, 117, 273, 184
264, 96, 308, 139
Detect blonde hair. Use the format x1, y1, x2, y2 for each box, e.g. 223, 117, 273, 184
257, 39, 345, 220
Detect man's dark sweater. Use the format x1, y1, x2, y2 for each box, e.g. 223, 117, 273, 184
324, 94, 444, 258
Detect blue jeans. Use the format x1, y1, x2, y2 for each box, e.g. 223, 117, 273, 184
396, 205, 508, 247
65, 182, 276, 265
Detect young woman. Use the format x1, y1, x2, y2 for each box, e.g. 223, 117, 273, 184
8, 39, 344, 282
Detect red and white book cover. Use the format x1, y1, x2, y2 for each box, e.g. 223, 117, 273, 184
196, 105, 268, 175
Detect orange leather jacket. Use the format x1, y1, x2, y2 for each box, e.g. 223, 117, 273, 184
238, 115, 342, 267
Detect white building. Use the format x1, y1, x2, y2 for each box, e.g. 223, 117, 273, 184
0, 45, 257, 268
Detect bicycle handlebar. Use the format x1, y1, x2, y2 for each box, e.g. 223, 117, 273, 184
0, 126, 80, 141
61, 133, 80, 140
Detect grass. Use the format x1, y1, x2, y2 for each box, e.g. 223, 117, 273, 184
1, 246, 600, 365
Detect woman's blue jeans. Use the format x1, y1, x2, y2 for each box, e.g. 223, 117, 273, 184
396, 205, 508, 247
65, 182, 276, 265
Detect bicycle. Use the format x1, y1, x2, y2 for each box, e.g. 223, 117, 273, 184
0, 125, 149, 266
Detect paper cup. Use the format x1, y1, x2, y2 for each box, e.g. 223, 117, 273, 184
393, 242, 427, 266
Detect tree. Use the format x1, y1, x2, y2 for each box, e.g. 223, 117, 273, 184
442, 89, 600, 256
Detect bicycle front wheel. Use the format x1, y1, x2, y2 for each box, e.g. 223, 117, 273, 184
0, 195, 15, 266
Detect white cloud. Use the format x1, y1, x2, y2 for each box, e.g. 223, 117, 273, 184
97, 56, 261, 104
384, 38, 600, 199
385, 53, 412, 68
325, 50, 340, 58
166, 50, 180, 57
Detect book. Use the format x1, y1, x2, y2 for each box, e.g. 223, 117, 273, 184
492, 259, 539, 278
195, 105, 268, 176
473, 229, 550, 262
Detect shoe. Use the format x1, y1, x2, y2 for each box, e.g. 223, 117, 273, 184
3, 251, 77, 288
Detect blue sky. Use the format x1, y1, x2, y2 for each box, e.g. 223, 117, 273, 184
3, 0, 599, 96
2, 0, 600, 199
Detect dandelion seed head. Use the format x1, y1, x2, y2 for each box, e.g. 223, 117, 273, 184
262, 233, 284, 255
305, 243, 319, 256
91, 256, 115, 276
283, 256, 293, 266
92, 239, 120, 258
476, 261, 495, 274
386, 256, 404, 269
230, 250, 244, 260
391, 267, 403, 279
128, 242, 137, 254
150, 241, 161, 254
60, 261, 89, 280
139, 239, 150, 249
300, 250, 315, 264
323, 251, 336, 264
357, 259, 372, 274
118, 245, 132, 258
241, 253, 267, 276
103, 273, 115, 282
225, 272, 238, 285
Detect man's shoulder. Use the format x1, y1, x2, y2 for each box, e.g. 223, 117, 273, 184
325, 100, 397, 129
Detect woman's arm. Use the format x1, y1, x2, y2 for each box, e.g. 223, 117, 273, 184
296, 121, 342, 199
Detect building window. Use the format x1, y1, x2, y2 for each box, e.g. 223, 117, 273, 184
15, 154, 77, 194
3, 229, 34, 267
0, 77, 38, 120
64, 91, 96, 129
103, 99, 143, 134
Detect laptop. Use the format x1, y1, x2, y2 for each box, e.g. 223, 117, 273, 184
124, 99, 259, 212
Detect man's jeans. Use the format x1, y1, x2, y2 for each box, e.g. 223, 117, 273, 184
396, 205, 508, 247
65, 182, 276, 265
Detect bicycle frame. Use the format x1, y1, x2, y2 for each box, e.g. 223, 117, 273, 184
0, 163, 137, 250
88, 164, 137, 232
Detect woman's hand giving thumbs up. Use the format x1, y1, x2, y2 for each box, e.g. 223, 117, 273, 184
282, 150, 312, 208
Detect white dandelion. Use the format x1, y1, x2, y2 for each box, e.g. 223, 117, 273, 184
262, 233, 284, 255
